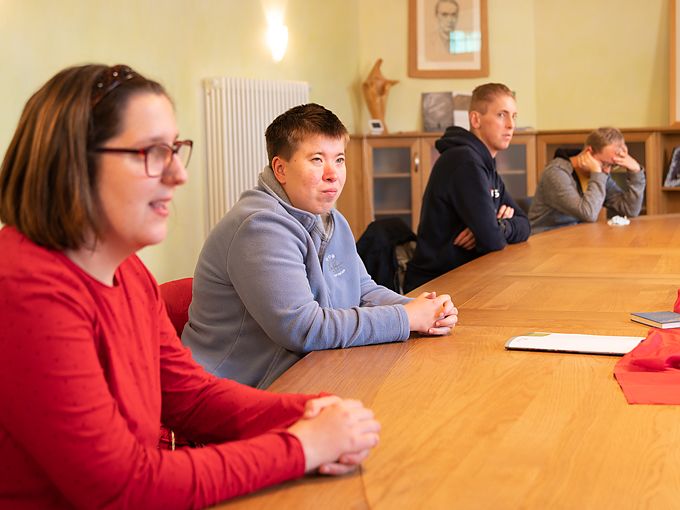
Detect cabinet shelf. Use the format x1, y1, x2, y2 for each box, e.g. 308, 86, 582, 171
374, 173, 411, 179
337, 128, 680, 240
337, 132, 533, 239
498, 169, 526, 175
375, 208, 412, 215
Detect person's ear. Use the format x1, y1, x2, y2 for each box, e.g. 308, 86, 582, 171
272, 156, 286, 184
469, 111, 481, 130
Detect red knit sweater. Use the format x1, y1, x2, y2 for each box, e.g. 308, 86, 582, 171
0, 226, 311, 509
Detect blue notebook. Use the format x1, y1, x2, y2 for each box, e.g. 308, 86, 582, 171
630, 311, 680, 329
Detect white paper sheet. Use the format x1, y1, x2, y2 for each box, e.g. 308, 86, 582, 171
505, 332, 645, 356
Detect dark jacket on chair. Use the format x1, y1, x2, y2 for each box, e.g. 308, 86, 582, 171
356, 218, 416, 294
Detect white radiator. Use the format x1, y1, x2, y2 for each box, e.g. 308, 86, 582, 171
202, 77, 310, 233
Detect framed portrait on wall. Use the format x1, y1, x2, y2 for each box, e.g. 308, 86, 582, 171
672, 0, 680, 125
408, 0, 489, 79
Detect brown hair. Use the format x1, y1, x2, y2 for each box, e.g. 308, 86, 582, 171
0, 64, 166, 250
585, 127, 624, 154
469, 83, 515, 115
265, 103, 349, 166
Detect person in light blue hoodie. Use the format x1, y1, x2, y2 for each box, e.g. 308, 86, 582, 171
182, 103, 458, 388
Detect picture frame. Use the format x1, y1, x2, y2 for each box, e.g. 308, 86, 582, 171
671, 0, 680, 125
664, 146, 680, 187
422, 92, 454, 131
421, 91, 472, 131
408, 0, 489, 79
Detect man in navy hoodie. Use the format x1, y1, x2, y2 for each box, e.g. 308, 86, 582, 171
405, 83, 530, 292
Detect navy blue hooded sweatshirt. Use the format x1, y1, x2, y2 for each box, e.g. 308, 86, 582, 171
404, 126, 530, 292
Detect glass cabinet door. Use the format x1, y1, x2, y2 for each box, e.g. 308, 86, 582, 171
496, 133, 535, 201
367, 137, 421, 231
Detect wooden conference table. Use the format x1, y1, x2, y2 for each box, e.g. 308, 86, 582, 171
222, 215, 680, 509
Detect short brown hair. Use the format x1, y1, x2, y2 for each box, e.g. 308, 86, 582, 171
585, 127, 625, 154
0, 64, 166, 250
469, 83, 515, 114
265, 103, 349, 166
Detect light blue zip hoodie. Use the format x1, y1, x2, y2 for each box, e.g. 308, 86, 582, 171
182, 166, 411, 388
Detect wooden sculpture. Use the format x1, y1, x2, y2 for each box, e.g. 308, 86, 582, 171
362, 58, 399, 133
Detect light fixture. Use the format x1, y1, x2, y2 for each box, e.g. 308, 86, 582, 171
266, 10, 288, 62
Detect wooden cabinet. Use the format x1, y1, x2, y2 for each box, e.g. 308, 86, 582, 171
337, 127, 680, 241
364, 135, 437, 234
535, 129, 665, 215
654, 129, 680, 214
496, 132, 537, 198
337, 134, 438, 239
337, 132, 536, 239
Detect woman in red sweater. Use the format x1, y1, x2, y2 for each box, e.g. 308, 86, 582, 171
0, 64, 380, 509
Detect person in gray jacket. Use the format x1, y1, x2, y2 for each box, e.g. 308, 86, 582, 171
529, 127, 645, 234
182, 103, 458, 388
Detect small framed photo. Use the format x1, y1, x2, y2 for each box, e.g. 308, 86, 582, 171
664, 146, 680, 187
422, 92, 453, 132
421, 91, 471, 131
408, 0, 489, 79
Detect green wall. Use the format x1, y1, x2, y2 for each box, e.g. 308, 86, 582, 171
356, 0, 669, 132
0, 0, 361, 283
357, 0, 538, 131
0, 0, 672, 282
533, 0, 669, 129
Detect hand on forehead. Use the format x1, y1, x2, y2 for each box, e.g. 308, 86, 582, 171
597, 142, 625, 158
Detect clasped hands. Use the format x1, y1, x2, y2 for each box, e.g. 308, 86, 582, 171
404, 291, 458, 335
287, 297, 459, 476
287, 395, 381, 476
286, 291, 458, 475
452, 204, 515, 251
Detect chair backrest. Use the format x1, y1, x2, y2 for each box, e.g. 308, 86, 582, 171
159, 277, 193, 336
356, 218, 417, 294
515, 196, 533, 215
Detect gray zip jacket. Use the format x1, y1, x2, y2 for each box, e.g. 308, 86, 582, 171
529, 156, 645, 234
182, 166, 411, 388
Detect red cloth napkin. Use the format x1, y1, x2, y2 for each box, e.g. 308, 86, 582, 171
614, 328, 680, 404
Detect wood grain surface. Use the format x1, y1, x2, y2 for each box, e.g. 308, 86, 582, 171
219, 215, 680, 510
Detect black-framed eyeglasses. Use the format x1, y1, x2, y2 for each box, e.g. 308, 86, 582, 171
93, 140, 193, 177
